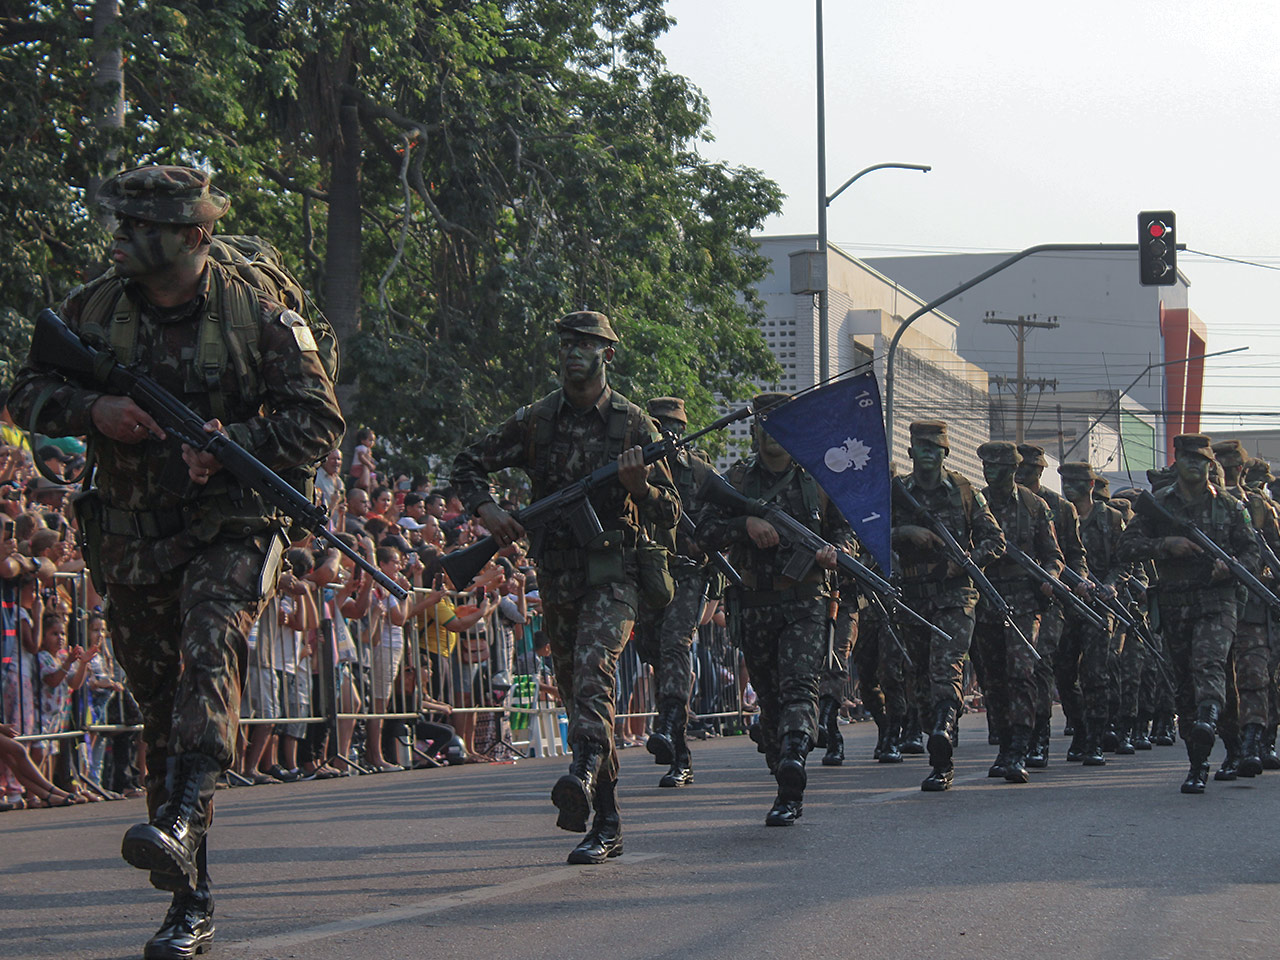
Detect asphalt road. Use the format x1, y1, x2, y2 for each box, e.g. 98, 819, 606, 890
4, 716, 1279, 960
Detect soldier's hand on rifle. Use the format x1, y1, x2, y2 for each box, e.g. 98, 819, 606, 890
1072, 579, 1092, 599
1162, 536, 1202, 558
893, 524, 944, 553
617, 445, 651, 498
1096, 583, 1117, 602
181, 418, 226, 485
1040, 580, 1055, 599
945, 560, 964, 578
815, 544, 838, 570
90, 396, 166, 445
1210, 558, 1230, 582
745, 516, 780, 549
478, 502, 524, 548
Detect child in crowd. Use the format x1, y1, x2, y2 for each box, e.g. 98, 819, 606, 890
350, 427, 378, 491
35, 607, 94, 773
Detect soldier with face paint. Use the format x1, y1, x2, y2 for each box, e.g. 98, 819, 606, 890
1117, 435, 1260, 793
973, 441, 1063, 783
889, 421, 1005, 792
9, 165, 344, 959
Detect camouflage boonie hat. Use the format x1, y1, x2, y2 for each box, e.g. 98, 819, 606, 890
1173, 434, 1216, 461
1058, 461, 1095, 482
1246, 458, 1274, 484
977, 441, 1020, 466
1017, 443, 1048, 467
1211, 439, 1246, 466
1093, 475, 1111, 499
1110, 486, 1143, 503
752, 392, 790, 416
1147, 465, 1176, 491
647, 397, 687, 424
97, 165, 230, 224
555, 310, 619, 343
909, 420, 950, 450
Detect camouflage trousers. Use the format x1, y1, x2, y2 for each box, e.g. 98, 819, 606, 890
1222, 616, 1271, 729
1032, 603, 1064, 724
634, 572, 708, 709
1058, 612, 1119, 724
819, 600, 857, 701
542, 582, 638, 782
104, 535, 276, 771
1116, 626, 1146, 722
887, 595, 976, 717
1139, 630, 1176, 719
1160, 595, 1238, 718
737, 592, 827, 748
852, 608, 886, 721
973, 586, 1043, 732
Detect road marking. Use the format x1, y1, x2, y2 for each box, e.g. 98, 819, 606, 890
230, 852, 664, 955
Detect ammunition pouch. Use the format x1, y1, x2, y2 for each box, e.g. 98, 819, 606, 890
636, 531, 676, 609
70, 489, 106, 594
585, 528, 628, 588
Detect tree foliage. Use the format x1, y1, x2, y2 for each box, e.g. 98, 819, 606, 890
0, 0, 783, 463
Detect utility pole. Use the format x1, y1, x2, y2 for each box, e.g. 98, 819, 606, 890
983, 312, 1060, 444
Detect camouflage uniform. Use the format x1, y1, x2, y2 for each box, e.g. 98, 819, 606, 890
1117, 435, 1260, 789
975, 449, 1064, 767
451, 374, 678, 787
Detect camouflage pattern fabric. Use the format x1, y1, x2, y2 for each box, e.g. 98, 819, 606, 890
104, 535, 277, 767
541, 584, 639, 781
820, 595, 857, 700
1066, 612, 1120, 723
1158, 600, 1238, 716
634, 571, 708, 706
1034, 604, 1065, 723
738, 596, 827, 743
1116, 622, 1145, 723
974, 585, 1043, 732
891, 599, 976, 717
96, 165, 231, 224
851, 604, 886, 721
1228, 619, 1270, 727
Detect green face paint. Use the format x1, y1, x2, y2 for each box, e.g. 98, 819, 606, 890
109, 215, 190, 277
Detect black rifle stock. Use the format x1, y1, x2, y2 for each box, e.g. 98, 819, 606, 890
31, 309, 408, 601
696, 470, 950, 643
891, 476, 1039, 659
1004, 543, 1107, 633
1134, 490, 1280, 616
443, 406, 753, 590
680, 512, 743, 588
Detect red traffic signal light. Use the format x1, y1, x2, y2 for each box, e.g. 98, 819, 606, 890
1138, 211, 1176, 286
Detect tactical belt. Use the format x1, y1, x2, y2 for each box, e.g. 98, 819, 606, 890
99, 503, 188, 539
737, 582, 826, 609
540, 547, 586, 571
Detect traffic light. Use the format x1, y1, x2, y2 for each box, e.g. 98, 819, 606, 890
1138, 211, 1177, 286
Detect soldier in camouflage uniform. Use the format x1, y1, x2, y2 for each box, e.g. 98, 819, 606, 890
1117, 434, 1261, 793
815, 569, 860, 766
1057, 462, 1129, 765
890, 421, 1005, 792
695, 393, 851, 825
1016, 442, 1088, 766
973, 441, 1064, 783
1210, 440, 1276, 778
9, 165, 344, 959
634, 396, 712, 788
450, 311, 678, 863
1244, 458, 1280, 768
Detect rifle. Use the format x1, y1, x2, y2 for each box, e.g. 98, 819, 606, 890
1058, 565, 1134, 632
1133, 490, 1280, 616
696, 469, 950, 643
891, 476, 1039, 660
30, 309, 408, 601
1116, 577, 1176, 686
442, 405, 754, 590
680, 512, 743, 588
1003, 543, 1107, 633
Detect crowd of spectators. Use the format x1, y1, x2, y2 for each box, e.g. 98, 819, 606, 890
0, 409, 748, 814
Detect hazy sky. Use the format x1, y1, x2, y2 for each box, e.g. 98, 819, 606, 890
658, 1, 1280, 431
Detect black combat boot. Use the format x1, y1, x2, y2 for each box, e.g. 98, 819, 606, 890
986, 711, 1000, 747
1153, 712, 1177, 746
1004, 725, 1031, 784
1214, 727, 1240, 782
144, 887, 215, 960
818, 696, 844, 766
1115, 718, 1136, 755
1181, 705, 1217, 794
921, 702, 957, 792
1132, 716, 1153, 750
552, 739, 605, 832
1262, 725, 1280, 769
122, 753, 221, 891
765, 732, 810, 826
898, 709, 926, 755
567, 777, 623, 863
1025, 715, 1050, 769
877, 715, 903, 763
1081, 718, 1106, 766
987, 725, 1009, 779
1100, 723, 1120, 753
1065, 715, 1087, 761
659, 718, 693, 787
1237, 723, 1265, 778
646, 697, 684, 766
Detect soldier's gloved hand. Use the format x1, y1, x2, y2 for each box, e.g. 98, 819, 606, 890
1210, 559, 1230, 582
1162, 536, 1202, 558
90, 395, 166, 445
182, 418, 225, 485
617, 445, 651, 498
478, 502, 524, 548
815, 544, 838, 570
745, 516, 780, 549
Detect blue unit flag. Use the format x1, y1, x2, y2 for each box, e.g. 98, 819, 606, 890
759, 371, 893, 575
